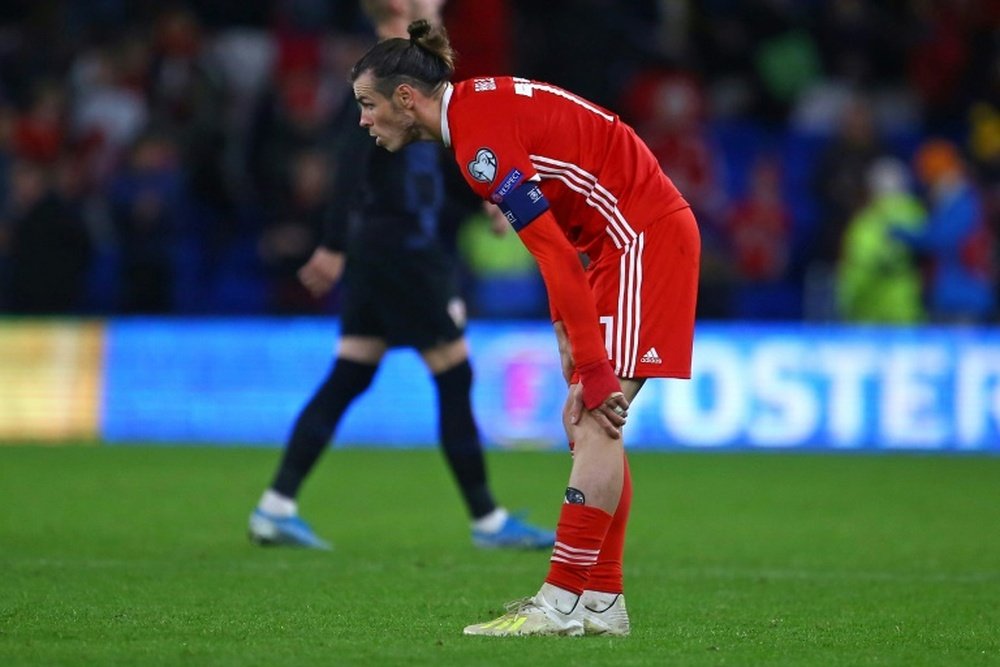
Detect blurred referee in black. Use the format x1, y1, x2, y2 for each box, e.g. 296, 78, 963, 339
248, 0, 553, 550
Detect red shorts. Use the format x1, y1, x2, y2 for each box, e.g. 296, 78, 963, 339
587, 206, 700, 379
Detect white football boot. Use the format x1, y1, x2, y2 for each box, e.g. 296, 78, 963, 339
580, 590, 631, 636
463, 584, 584, 637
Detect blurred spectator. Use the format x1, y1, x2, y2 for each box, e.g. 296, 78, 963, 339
258, 148, 328, 314
508, 0, 661, 111
13, 80, 66, 164
458, 208, 545, 319
726, 155, 790, 283
815, 0, 902, 88
0, 1, 993, 318
624, 70, 724, 221
724, 155, 796, 319
967, 102, 1000, 224
52, 147, 115, 312
837, 157, 926, 324
107, 132, 194, 313
699, 1, 823, 123
0, 105, 16, 211
69, 39, 150, 188
804, 94, 885, 320
444, 0, 513, 79
893, 140, 996, 324
810, 94, 885, 264
695, 4, 759, 119
208, 28, 275, 146
1, 160, 92, 313
146, 7, 231, 217
246, 41, 340, 212
623, 69, 729, 318
754, 25, 823, 122
904, 2, 975, 133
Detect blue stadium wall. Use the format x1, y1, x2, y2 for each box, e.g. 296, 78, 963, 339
102, 320, 999, 452
2, 319, 998, 452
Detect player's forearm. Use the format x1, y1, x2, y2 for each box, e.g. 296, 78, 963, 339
518, 216, 621, 408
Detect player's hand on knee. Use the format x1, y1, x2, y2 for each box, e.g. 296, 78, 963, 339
567, 385, 628, 439
592, 391, 628, 438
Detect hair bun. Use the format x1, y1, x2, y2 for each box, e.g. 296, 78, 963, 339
408, 19, 431, 43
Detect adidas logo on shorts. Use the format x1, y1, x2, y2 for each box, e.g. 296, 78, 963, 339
640, 347, 662, 364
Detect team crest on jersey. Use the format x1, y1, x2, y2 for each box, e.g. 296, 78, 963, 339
468, 148, 498, 183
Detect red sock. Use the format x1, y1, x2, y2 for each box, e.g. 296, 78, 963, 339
584, 456, 632, 594
544, 503, 614, 595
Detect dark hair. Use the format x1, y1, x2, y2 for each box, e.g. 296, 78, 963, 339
350, 20, 455, 98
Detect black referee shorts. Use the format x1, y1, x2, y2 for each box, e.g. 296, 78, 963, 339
339, 246, 465, 350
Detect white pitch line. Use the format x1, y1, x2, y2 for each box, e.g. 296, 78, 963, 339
5, 559, 998, 585
630, 565, 1000, 585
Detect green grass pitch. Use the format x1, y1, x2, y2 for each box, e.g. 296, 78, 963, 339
1, 445, 999, 666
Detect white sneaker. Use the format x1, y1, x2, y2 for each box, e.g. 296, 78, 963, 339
580, 590, 630, 636
463, 593, 584, 637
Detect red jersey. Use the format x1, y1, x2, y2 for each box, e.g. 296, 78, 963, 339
443, 77, 688, 263
441, 77, 693, 406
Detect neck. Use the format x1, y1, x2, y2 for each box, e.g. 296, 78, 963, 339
413, 84, 446, 143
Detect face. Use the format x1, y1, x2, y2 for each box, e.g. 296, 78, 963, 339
408, 0, 445, 24
354, 70, 422, 152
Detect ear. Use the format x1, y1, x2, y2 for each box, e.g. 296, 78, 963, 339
394, 83, 416, 110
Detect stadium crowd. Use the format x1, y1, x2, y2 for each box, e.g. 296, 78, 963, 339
0, 0, 996, 322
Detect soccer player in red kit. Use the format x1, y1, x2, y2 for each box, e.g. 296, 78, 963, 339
351, 20, 700, 636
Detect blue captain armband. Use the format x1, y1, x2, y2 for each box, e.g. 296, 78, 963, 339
495, 181, 550, 232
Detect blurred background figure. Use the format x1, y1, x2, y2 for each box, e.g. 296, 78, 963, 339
146, 7, 232, 234
724, 154, 796, 320
804, 94, 886, 321
12, 80, 67, 166
257, 148, 329, 314
811, 96, 885, 263
248, 0, 555, 552
892, 140, 997, 324
836, 157, 926, 324
622, 69, 730, 318
0, 1, 994, 321
457, 206, 546, 319
1, 160, 91, 313
69, 39, 150, 190
107, 132, 194, 313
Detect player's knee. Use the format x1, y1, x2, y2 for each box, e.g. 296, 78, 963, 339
433, 358, 473, 393
326, 358, 378, 398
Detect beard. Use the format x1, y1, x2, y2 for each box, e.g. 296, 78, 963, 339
382, 103, 425, 151
402, 117, 424, 146
393, 101, 424, 143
